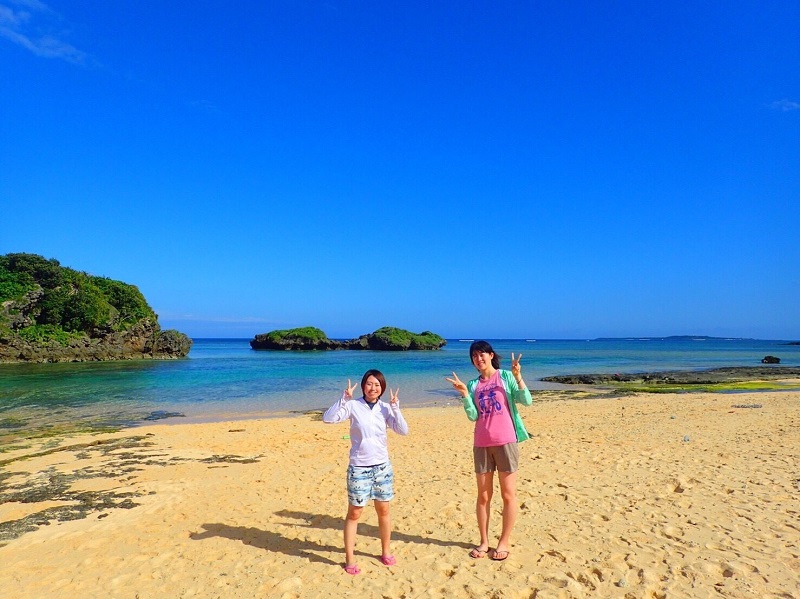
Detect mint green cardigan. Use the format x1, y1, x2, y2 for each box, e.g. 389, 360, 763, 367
461, 369, 533, 443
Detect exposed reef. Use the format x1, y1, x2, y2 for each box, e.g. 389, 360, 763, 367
542, 366, 800, 386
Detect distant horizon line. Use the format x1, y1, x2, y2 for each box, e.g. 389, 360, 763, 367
186, 335, 799, 342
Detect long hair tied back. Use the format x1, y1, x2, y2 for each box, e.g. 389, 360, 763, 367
469, 340, 500, 369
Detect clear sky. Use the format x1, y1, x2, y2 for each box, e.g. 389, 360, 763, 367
1, 1, 798, 340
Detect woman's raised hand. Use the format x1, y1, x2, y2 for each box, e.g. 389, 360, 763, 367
511, 352, 522, 379
445, 372, 468, 397
390, 387, 400, 405
344, 379, 358, 399
511, 353, 523, 381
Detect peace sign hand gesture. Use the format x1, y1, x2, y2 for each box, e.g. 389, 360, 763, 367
389, 387, 400, 406
511, 353, 523, 377
511, 353, 526, 387
445, 372, 469, 398
344, 379, 358, 400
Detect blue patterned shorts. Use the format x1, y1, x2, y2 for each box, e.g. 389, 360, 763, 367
347, 462, 394, 506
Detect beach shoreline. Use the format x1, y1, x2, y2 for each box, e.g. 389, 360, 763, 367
5, 365, 800, 449
1, 388, 798, 598
4, 337, 800, 449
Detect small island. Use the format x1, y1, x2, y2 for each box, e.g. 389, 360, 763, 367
0, 253, 192, 363
250, 326, 446, 351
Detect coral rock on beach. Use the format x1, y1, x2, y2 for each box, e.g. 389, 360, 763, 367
542, 365, 800, 385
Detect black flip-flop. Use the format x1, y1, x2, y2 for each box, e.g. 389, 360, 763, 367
490, 550, 509, 561
469, 547, 488, 559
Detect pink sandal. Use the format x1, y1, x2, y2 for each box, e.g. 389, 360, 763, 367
380, 555, 397, 566
344, 564, 361, 575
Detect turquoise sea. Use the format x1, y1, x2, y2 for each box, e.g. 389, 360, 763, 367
1, 338, 799, 439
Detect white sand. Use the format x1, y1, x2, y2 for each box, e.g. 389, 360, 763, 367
1, 390, 798, 598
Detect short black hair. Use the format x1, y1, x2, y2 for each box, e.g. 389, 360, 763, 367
361, 369, 387, 398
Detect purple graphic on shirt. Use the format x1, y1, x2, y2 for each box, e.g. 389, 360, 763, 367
478, 387, 503, 416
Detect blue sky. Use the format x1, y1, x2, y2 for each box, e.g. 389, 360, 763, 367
1, 1, 798, 340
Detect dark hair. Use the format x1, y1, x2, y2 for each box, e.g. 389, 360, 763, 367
361, 369, 387, 398
469, 340, 500, 369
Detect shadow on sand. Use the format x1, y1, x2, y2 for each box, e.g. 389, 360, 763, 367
190, 509, 472, 565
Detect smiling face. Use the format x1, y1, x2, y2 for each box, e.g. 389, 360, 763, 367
469, 340, 499, 377
471, 350, 496, 376
362, 375, 383, 402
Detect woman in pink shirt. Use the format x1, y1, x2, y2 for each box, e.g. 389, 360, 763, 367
323, 369, 409, 575
446, 340, 532, 561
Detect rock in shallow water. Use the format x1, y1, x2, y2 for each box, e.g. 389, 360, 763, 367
143, 411, 186, 421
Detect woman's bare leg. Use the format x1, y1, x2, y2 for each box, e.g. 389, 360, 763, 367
475, 471, 494, 551
374, 500, 392, 556
344, 504, 363, 565
495, 470, 518, 554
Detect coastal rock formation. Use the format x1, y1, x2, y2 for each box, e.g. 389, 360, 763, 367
0, 318, 191, 363
344, 327, 447, 351
249, 327, 339, 350
761, 355, 781, 364
542, 366, 800, 385
0, 253, 192, 363
250, 326, 446, 351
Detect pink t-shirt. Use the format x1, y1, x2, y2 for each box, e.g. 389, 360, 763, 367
473, 370, 517, 447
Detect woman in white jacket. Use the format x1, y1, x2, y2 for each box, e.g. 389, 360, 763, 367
323, 369, 409, 575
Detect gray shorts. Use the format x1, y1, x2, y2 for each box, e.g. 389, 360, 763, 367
347, 462, 394, 506
473, 443, 519, 474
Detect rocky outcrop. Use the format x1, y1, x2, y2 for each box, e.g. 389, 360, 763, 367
0, 318, 192, 363
151, 329, 194, 356
542, 366, 800, 385
250, 326, 446, 351
250, 327, 339, 350
0, 253, 192, 363
2, 287, 43, 329
344, 328, 447, 351
761, 355, 781, 364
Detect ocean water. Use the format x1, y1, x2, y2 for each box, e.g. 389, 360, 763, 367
1, 338, 798, 437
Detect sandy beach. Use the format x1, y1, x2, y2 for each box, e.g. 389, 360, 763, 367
1, 389, 798, 598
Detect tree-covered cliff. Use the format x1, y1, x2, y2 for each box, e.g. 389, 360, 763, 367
0, 253, 191, 363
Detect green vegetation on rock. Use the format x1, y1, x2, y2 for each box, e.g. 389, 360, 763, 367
369, 327, 446, 350
250, 325, 446, 351
263, 327, 329, 344
613, 380, 800, 394
0, 253, 191, 362
16, 324, 84, 347
250, 326, 337, 350
0, 253, 155, 336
